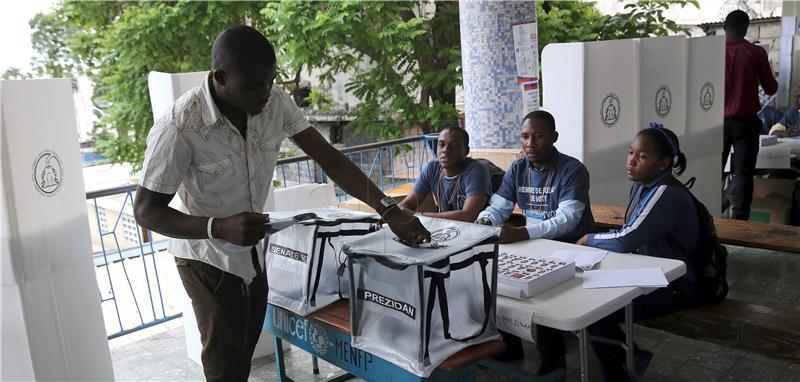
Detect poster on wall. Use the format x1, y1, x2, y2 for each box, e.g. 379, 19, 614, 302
513, 19, 540, 114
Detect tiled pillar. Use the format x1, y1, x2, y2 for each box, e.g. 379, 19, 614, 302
459, 1, 537, 148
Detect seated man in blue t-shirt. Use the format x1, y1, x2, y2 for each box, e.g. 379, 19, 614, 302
398, 127, 492, 222
476, 110, 595, 376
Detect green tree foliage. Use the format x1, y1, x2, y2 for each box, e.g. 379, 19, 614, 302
261, 2, 461, 140
28, 0, 692, 169
47, 1, 264, 170
1, 67, 32, 80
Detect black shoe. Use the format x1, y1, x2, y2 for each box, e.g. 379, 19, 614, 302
492, 335, 525, 362
536, 359, 566, 376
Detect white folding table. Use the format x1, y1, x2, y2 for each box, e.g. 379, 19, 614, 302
492, 239, 686, 381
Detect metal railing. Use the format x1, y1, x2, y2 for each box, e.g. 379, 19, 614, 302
88, 134, 437, 339
274, 134, 438, 200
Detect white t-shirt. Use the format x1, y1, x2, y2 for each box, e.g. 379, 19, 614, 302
139, 74, 310, 283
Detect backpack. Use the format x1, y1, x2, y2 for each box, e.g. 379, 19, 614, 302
473, 158, 506, 194
661, 176, 729, 305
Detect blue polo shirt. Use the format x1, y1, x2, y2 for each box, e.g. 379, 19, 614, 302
478, 149, 595, 243
413, 157, 492, 212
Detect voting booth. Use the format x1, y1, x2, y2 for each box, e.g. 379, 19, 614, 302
1, 79, 114, 380
542, 36, 724, 215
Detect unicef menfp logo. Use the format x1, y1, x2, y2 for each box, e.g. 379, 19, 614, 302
32, 150, 63, 196
308, 322, 330, 356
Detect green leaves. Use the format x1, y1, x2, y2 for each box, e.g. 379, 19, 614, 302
25, 0, 689, 170
261, 1, 461, 138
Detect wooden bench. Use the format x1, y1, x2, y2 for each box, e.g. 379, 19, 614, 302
640, 299, 800, 363
309, 300, 506, 372
591, 204, 800, 254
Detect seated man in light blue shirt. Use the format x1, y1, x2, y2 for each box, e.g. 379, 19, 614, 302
476, 110, 595, 376
769, 89, 800, 137
399, 127, 492, 222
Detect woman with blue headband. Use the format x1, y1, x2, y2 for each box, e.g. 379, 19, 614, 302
576, 123, 701, 381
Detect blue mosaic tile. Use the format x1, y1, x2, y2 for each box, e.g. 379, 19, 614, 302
460, 0, 537, 148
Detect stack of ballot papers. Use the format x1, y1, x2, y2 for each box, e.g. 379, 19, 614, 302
582, 267, 669, 289
497, 251, 575, 299
549, 250, 607, 271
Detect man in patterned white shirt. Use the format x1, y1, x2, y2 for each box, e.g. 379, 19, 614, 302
134, 25, 429, 381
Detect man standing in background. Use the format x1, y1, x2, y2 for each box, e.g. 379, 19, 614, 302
722, 10, 778, 220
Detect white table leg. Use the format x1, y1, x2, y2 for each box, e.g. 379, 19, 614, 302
625, 303, 635, 380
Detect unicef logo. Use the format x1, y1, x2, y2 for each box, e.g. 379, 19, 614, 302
655, 86, 671, 117
431, 227, 460, 242
32, 150, 63, 196
700, 82, 714, 111
308, 322, 330, 355
600, 93, 621, 127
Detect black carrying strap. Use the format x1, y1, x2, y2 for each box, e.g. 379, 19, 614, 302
310, 225, 376, 305
309, 236, 328, 306
423, 251, 495, 360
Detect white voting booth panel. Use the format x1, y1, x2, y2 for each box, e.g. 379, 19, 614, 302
543, 36, 723, 215
147, 71, 279, 365
1, 79, 113, 380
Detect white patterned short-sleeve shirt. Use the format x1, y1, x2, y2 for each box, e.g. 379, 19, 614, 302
139, 74, 310, 283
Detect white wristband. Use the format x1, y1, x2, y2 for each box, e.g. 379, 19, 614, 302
206, 217, 215, 239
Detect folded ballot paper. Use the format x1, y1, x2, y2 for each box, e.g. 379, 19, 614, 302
222, 212, 318, 253
497, 251, 575, 299
549, 250, 607, 271
582, 267, 669, 289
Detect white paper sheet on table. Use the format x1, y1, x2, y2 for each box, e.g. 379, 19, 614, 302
582, 267, 668, 289
549, 250, 607, 271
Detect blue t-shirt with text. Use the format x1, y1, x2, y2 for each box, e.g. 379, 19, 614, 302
413, 157, 492, 212
495, 149, 594, 242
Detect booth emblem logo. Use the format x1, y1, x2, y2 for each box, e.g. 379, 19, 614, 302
700, 82, 714, 111
431, 227, 460, 242
655, 86, 671, 117
600, 93, 621, 127
32, 150, 63, 196
308, 322, 330, 355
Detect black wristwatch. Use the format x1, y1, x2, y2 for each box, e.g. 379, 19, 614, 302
377, 196, 399, 220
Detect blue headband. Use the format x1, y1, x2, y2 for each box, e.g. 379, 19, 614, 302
649, 122, 679, 157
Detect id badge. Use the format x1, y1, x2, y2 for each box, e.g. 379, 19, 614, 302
524, 209, 544, 225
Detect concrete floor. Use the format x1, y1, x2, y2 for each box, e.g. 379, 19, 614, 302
109, 244, 800, 381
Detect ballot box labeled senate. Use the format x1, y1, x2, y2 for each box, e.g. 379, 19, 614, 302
343, 217, 501, 377
542, 35, 724, 215
266, 207, 379, 316
1, 79, 113, 380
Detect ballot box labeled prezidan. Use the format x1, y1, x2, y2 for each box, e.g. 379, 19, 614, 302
266, 207, 379, 316
343, 217, 501, 377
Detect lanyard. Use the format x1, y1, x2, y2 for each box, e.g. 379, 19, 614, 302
624, 185, 659, 224
433, 171, 463, 213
